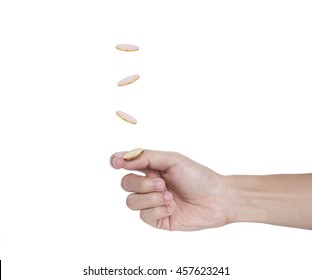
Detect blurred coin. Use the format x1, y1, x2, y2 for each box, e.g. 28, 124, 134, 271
116, 110, 137, 124
117, 74, 140, 86
116, 44, 139, 52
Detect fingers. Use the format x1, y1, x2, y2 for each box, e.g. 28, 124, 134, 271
121, 173, 175, 228
140, 205, 174, 229
110, 149, 181, 172
110, 149, 179, 229
121, 173, 166, 193
122, 173, 172, 210
126, 191, 173, 210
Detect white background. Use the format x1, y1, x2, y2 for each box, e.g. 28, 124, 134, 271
1, 0, 312, 279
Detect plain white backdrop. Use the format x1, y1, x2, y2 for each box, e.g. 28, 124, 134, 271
1, 0, 312, 279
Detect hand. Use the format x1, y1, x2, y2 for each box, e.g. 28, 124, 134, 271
110, 150, 229, 231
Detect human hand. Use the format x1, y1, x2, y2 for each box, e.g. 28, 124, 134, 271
110, 150, 230, 231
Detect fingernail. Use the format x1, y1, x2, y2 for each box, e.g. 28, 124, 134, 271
163, 191, 172, 202
112, 157, 117, 168
153, 179, 164, 191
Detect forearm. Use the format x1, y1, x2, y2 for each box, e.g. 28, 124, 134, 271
224, 173, 312, 230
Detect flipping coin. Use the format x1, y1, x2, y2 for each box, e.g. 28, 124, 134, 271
116, 110, 137, 124
116, 44, 139, 52
117, 74, 140, 86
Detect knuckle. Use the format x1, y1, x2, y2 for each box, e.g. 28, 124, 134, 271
120, 176, 127, 190
154, 206, 163, 216
141, 178, 151, 191
170, 151, 183, 159
150, 193, 159, 205
140, 209, 148, 221
121, 173, 132, 190
126, 195, 135, 210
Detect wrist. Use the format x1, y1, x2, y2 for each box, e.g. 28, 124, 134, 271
222, 175, 269, 225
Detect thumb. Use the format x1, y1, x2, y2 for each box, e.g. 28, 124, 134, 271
110, 149, 180, 172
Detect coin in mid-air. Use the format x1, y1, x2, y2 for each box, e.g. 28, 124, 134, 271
116, 44, 139, 52
123, 148, 144, 161
117, 74, 140, 86
116, 110, 137, 124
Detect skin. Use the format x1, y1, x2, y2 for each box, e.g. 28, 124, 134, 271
110, 150, 312, 231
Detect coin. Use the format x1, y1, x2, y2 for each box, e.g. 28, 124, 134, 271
123, 148, 144, 161
117, 74, 140, 86
116, 44, 139, 52
116, 110, 137, 124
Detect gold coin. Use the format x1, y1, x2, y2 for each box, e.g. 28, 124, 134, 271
116, 110, 137, 124
116, 44, 139, 52
123, 148, 144, 161
117, 74, 140, 86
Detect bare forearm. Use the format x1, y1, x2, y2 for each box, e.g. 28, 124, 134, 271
224, 173, 312, 230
